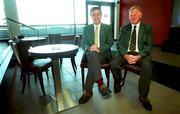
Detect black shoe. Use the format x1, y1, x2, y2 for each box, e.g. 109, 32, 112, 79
98, 84, 111, 98
79, 91, 93, 104
139, 97, 152, 111
114, 81, 123, 93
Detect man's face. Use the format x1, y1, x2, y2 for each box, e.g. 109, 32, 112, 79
91, 9, 102, 25
129, 9, 142, 25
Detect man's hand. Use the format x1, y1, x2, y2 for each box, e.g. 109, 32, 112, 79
89, 44, 100, 53
124, 54, 142, 64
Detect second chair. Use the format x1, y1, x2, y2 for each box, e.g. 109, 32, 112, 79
10, 40, 52, 96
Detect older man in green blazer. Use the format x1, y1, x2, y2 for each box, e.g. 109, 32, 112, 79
111, 5, 153, 111
79, 7, 113, 104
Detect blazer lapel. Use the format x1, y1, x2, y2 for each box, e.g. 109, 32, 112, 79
126, 24, 132, 44
89, 24, 94, 43
100, 24, 104, 47
138, 23, 144, 45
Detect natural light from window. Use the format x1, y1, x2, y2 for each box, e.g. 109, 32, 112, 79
16, 0, 86, 25
0, 0, 6, 25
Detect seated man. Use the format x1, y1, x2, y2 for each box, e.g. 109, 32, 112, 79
110, 5, 153, 111
79, 7, 113, 104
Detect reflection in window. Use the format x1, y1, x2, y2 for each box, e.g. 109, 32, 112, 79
16, 0, 86, 25
0, 0, 5, 25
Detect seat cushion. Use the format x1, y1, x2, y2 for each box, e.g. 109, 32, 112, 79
124, 64, 142, 74
24, 58, 52, 72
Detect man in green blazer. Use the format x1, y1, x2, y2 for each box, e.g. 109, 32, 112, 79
79, 7, 113, 104
111, 5, 153, 111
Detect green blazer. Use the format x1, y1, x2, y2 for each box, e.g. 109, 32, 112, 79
81, 23, 113, 56
117, 23, 153, 57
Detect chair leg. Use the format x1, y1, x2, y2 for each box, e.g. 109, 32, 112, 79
60, 58, 63, 68
81, 67, 85, 91
20, 70, 23, 81
122, 69, 128, 86
38, 72, 46, 96
71, 57, 77, 75
45, 70, 49, 79
34, 73, 37, 84
27, 72, 30, 86
105, 68, 110, 88
21, 70, 26, 94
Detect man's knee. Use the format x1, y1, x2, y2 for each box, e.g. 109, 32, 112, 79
142, 61, 152, 70
110, 55, 121, 69
87, 51, 98, 57
86, 51, 99, 62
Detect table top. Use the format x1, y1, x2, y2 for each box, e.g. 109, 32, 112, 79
29, 44, 78, 58
21, 37, 46, 41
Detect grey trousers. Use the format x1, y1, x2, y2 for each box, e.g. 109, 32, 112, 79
84, 51, 110, 91
110, 54, 152, 98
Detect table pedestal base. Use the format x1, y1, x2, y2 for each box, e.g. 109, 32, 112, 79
51, 58, 79, 113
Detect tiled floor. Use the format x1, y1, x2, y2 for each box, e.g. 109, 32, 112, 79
1, 47, 180, 114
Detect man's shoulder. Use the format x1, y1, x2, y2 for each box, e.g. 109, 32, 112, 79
101, 23, 111, 26
140, 23, 152, 29
121, 23, 131, 30
84, 24, 93, 29
101, 23, 111, 29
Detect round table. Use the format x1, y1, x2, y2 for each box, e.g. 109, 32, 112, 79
29, 44, 79, 112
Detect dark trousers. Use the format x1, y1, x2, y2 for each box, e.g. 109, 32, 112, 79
110, 54, 152, 98
84, 51, 110, 91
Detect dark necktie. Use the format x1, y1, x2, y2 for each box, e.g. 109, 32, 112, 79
129, 26, 137, 52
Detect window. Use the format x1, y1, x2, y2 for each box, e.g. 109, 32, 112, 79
16, 0, 86, 25
0, 0, 6, 25
87, 0, 114, 2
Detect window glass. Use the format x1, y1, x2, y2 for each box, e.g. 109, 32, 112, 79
88, 5, 111, 25
87, 0, 114, 2
75, 0, 86, 24
16, 0, 86, 25
88, 5, 98, 24
101, 6, 111, 25
0, 0, 6, 25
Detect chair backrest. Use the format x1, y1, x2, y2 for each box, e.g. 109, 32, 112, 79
10, 40, 32, 68
9, 40, 22, 67
48, 33, 61, 44
73, 35, 82, 46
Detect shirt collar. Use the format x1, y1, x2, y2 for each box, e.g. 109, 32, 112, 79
132, 22, 140, 28
94, 23, 101, 28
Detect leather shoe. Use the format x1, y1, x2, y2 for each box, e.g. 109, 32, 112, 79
79, 90, 93, 104
114, 81, 123, 93
139, 97, 152, 111
98, 84, 111, 98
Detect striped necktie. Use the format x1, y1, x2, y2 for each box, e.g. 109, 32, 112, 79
95, 25, 99, 46
129, 26, 136, 52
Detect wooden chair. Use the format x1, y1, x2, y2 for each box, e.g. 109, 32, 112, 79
48, 34, 79, 75
48, 33, 61, 44
80, 54, 111, 90
121, 64, 142, 87
10, 40, 52, 95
